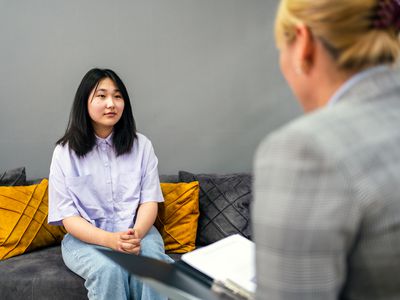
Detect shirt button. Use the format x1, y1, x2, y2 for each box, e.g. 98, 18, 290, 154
104, 163, 109, 167
107, 180, 111, 184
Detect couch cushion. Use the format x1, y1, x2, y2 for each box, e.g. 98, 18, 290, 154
0, 179, 66, 260
0, 167, 26, 186
179, 171, 252, 246
0, 246, 86, 300
155, 182, 200, 253
159, 174, 179, 183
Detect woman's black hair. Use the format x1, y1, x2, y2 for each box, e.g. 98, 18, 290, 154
57, 68, 137, 157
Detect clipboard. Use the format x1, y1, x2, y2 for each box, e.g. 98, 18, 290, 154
97, 248, 222, 300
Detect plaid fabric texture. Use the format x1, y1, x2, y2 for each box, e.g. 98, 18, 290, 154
253, 68, 400, 300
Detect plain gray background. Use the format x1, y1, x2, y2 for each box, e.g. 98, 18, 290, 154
0, 0, 301, 179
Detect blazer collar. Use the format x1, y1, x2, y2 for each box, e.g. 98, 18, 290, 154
330, 65, 400, 106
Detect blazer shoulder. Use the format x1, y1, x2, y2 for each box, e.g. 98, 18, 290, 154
256, 105, 357, 164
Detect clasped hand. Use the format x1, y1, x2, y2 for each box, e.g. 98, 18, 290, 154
112, 228, 141, 255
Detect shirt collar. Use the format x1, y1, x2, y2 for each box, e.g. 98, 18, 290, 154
327, 65, 390, 107
95, 132, 113, 146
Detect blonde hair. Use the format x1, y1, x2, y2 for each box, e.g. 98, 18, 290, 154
275, 0, 400, 71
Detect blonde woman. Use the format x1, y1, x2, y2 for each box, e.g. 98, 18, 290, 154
253, 0, 400, 299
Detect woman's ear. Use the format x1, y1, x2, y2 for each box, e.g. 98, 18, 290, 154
293, 24, 315, 74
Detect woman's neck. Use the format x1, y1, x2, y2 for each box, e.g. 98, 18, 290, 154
317, 71, 352, 108
303, 43, 355, 112
94, 127, 113, 139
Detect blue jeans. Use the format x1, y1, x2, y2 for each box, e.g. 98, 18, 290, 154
61, 226, 174, 300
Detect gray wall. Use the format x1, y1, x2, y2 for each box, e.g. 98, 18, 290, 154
0, 0, 301, 179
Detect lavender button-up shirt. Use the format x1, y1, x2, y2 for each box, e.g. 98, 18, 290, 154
48, 133, 164, 232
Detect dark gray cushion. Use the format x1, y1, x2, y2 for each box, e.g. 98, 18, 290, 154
159, 174, 179, 183
179, 171, 252, 246
25, 178, 45, 185
0, 246, 86, 300
0, 167, 26, 186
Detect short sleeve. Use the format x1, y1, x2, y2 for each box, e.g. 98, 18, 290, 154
139, 139, 163, 204
48, 146, 80, 225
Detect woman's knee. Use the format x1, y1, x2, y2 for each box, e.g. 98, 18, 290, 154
93, 258, 126, 276
140, 227, 167, 258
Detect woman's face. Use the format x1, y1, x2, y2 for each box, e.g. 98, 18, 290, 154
279, 41, 296, 91
88, 77, 125, 138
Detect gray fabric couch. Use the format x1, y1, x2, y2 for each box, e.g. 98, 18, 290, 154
0, 170, 252, 300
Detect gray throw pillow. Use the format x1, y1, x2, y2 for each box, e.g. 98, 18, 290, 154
179, 171, 252, 246
0, 167, 26, 186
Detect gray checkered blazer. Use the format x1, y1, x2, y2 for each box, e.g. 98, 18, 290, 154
253, 67, 400, 300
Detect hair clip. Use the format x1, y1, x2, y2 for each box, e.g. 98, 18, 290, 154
372, 0, 400, 31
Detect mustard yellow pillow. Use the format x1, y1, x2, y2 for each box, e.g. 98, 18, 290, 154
0, 179, 66, 260
155, 181, 200, 253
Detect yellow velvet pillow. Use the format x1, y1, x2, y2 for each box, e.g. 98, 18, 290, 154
0, 179, 66, 260
155, 181, 200, 253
